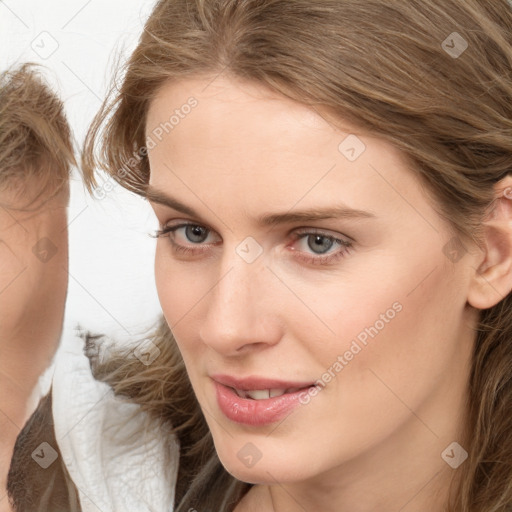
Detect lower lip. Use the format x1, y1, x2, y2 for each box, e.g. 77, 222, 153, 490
214, 382, 309, 426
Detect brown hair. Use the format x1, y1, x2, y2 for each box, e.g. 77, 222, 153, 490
0, 63, 75, 207
80, 1, 512, 510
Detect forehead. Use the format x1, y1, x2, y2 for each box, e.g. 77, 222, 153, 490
145, 75, 431, 226
146, 74, 343, 150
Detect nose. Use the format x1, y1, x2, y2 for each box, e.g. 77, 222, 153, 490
198, 255, 283, 356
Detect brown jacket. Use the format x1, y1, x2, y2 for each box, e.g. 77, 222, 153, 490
7, 390, 81, 512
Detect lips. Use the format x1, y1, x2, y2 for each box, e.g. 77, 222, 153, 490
211, 374, 314, 426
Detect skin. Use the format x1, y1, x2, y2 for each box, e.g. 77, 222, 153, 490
0, 184, 69, 511
146, 75, 512, 512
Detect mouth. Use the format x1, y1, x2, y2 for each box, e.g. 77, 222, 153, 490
211, 374, 314, 397
231, 386, 309, 400
211, 374, 315, 426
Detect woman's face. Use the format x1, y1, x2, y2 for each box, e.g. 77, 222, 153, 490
147, 75, 478, 486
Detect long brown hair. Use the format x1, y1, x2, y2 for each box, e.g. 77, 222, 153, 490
80, 1, 512, 510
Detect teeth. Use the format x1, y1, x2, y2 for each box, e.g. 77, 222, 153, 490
246, 389, 271, 400
234, 388, 291, 400
231, 384, 312, 400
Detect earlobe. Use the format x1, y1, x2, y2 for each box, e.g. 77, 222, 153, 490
467, 179, 512, 310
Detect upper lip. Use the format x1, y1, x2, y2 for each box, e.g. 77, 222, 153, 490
211, 374, 314, 391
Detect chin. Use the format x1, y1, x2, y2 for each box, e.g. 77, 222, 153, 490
225, 467, 268, 485
215, 443, 312, 486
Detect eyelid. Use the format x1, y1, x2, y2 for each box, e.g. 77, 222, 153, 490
155, 221, 221, 242
155, 223, 350, 244
291, 226, 353, 240
155, 217, 216, 232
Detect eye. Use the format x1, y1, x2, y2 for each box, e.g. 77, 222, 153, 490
303, 234, 336, 254
290, 229, 353, 264
153, 222, 221, 255
182, 225, 210, 243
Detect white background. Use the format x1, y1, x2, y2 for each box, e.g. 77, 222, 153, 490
0, 0, 163, 343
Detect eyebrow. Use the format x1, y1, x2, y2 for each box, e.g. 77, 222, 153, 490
145, 185, 376, 227
146, 186, 200, 218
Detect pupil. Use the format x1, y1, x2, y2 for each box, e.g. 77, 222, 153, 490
308, 235, 333, 254
186, 225, 208, 243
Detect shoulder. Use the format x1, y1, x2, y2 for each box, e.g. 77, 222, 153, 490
9, 327, 179, 512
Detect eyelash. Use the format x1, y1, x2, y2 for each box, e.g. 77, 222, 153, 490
152, 223, 353, 265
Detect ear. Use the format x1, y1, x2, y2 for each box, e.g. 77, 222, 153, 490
467, 176, 512, 310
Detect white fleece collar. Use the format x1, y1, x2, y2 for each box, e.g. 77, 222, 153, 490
51, 328, 179, 512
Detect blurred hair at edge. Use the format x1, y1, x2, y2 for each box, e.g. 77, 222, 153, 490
81, 1, 512, 511
0, 64, 74, 205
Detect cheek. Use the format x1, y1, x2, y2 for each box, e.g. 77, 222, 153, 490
268, 268, 467, 472
154, 245, 209, 343
294, 244, 465, 401
0, 241, 27, 328
0, 210, 69, 339
155, 246, 187, 322
318, 264, 465, 423
35, 210, 69, 297
274, 263, 409, 372
301, 241, 462, 365
154, 250, 217, 415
